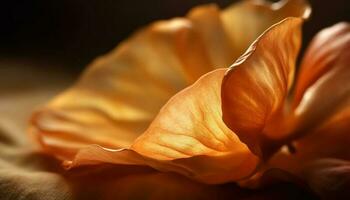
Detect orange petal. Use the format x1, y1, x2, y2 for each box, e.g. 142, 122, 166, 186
131, 69, 258, 184
222, 18, 304, 158
290, 22, 350, 138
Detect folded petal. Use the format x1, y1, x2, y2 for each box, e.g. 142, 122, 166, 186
290, 22, 350, 138
222, 18, 304, 158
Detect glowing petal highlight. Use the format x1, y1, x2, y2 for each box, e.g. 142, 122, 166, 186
222, 18, 303, 158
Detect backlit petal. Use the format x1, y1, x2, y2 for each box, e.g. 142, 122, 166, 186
222, 18, 303, 158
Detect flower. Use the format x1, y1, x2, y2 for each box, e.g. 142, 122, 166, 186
22, 0, 349, 198
29, 0, 310, 184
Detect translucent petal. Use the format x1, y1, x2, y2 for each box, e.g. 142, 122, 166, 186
131, 69, 259, 183
222, 18, 303, 158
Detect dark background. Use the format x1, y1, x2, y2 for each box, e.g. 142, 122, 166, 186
0, 0, 349, 75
